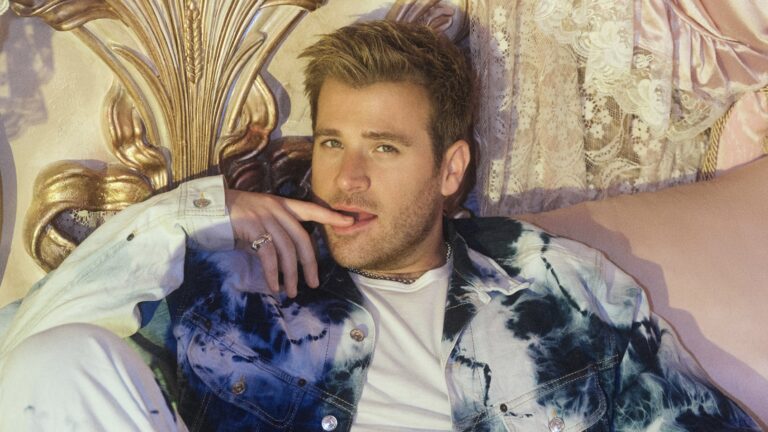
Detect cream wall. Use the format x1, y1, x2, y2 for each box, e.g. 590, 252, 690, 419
0, 1, 396, 305
0, 13, 114, 305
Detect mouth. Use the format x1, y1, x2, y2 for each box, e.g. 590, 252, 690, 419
332, 205, 378, 234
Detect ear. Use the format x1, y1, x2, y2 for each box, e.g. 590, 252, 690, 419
440, 140, 471, 197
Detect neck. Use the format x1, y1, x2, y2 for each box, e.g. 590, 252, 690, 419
349, 239, 451, 284
373, 241, 448, 276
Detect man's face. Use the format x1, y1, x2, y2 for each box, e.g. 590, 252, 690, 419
311, 78, 446, 272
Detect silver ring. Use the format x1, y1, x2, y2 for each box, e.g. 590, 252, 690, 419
250, 233, 273, 252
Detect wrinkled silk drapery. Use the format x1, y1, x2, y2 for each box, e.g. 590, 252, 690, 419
470, 0, 768, 216
717, 91, 768, 172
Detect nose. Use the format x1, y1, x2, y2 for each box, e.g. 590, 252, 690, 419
335, 150, 370, 193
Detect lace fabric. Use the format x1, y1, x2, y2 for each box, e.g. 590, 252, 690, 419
470, 0, 768, 216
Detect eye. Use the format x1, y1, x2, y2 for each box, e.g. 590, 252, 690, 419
375, 144, 398, 153
318, 139, 342, 149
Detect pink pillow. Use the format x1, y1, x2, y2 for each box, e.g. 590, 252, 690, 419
519, 156, 768, 425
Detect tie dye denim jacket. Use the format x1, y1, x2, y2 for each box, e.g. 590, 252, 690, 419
0, 177, 759, 431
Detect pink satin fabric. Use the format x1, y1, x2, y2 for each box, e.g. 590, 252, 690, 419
638, 0, 768, 98
718, 90, 768, 173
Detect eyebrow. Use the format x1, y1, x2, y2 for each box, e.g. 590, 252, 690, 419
362, 131, 412, 147
313, 128, 412, 147
313, 128, 341, 138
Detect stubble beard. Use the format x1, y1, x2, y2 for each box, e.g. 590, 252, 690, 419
321, 182, 443, 272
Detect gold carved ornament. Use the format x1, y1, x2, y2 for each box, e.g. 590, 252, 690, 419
11, 0, 324, 271
10, 0, 469, 271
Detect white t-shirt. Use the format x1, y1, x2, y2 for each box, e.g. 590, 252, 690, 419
349, 260, 453, 431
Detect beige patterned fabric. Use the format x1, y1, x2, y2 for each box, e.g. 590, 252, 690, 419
470, 0, 768, 216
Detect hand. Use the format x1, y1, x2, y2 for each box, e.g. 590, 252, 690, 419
225, 189, 354, 298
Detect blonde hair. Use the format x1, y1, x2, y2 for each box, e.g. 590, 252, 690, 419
300, 20, 473, 165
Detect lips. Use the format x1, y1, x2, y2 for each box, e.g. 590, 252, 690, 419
332, 205, 378, 234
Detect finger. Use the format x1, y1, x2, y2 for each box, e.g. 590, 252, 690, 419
281, 199, 355, 226
261, 218, 299, 298
297, 234, 319, 289
264, 201, 320, 288
254, 238, 280, 295
271, 211, 319, 288
241, 220, 280, 295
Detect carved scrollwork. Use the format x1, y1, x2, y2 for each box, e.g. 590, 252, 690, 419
10, 0, 119, 31
386, 0, 469, 42
217, 75, 277, 180
262, 0, 324, 11
12, 0, 323, 270
23, 161, 153, 271
105, 82, 170, 191
221, 134, 313, 200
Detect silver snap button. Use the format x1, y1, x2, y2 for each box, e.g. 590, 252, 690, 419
321, 414, 338, 431
349, 328, 365, 342
231, 380, 246, 395
193, 196, 211, 208
548, 416, 565, 432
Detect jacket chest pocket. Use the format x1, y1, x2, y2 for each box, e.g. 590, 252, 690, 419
179, 322, 358, 432
501, 364, 610, 432
184, 327, 308, 429
461, 363, 612, 432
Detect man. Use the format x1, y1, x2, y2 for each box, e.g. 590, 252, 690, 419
0, 21, 760, 431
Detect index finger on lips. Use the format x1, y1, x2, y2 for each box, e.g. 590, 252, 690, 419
282, 199, 354, 227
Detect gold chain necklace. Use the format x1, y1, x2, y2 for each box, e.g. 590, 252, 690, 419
347, 242, 453, 284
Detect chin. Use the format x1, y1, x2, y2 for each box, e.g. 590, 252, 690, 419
320, 223, 414, 271
325, 239, 369, 269
324, 234, 396, 270
320, 229, 364, 268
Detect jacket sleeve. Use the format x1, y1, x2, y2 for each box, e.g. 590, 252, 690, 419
0, 176, 233, 359
589, 252, 761, 430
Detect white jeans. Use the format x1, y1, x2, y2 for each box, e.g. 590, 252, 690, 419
0, 324, 187, 431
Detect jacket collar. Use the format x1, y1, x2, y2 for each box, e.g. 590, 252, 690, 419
442, 222, 481, 343
315, 220, 528, 342
442, 220, 530, 354
317, 259, 365, 306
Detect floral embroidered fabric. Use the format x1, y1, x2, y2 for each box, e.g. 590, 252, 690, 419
470, 0, 768, 216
